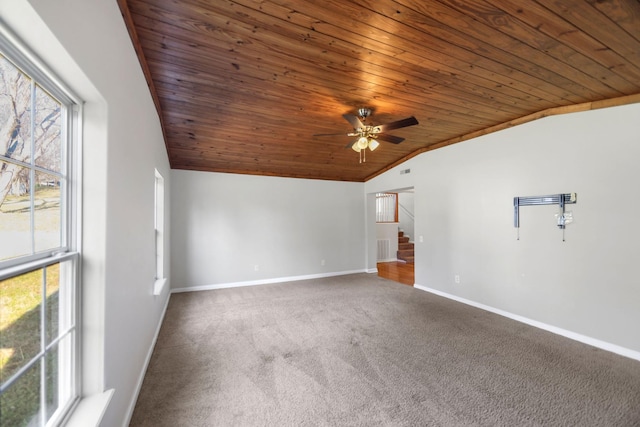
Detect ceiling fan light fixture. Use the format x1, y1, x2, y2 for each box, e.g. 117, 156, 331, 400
318, 108, 419, 163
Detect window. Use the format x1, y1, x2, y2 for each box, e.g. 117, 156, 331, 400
0, 27, 80, 427
153, 169, 165, 295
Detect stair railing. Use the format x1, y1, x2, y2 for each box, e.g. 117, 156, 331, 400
399, 202, 414, 221
398, 202, 414, 240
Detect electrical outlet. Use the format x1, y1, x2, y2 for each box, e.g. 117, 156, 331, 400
419, 235, 424, 243
321, 259, 325, 266
254, 265, 259, 271
454, 275, 460, 284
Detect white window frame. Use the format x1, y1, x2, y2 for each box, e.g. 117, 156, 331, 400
0, 23, 82, 427
153, 169, 166, 295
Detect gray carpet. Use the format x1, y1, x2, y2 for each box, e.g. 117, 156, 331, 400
130, 274, 640, 426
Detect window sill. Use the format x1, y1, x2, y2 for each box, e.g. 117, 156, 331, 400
64, 389, 114, 427
153, 278, 167, 296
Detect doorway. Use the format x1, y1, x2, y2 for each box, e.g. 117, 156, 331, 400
374, 188, 415, 286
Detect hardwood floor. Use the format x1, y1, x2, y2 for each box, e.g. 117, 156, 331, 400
377, 261, 414, 286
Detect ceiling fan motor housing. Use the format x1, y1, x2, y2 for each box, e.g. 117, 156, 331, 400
358, 108, 372, 120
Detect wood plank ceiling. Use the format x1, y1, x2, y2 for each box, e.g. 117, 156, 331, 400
118, 0, 640, 182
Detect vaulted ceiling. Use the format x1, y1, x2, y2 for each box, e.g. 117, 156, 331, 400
118, 0, 640, 182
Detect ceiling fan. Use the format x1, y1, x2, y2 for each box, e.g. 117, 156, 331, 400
314, 108, 419, 163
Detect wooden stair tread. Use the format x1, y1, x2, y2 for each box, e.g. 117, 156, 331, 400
397, 230, 414, 263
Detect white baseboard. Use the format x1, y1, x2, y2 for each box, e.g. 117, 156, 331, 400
414, 284, 640, 362
171, 269, 369, 293
122, 293, 172, 427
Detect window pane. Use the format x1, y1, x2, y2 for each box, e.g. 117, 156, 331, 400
0, 161, 31, 261
0, 360, 41, 427
45, 263, 60, 345
45, 343, 59, 422
33, 85, 61, 173
0, 268, 42, 382
0, 53, 32, 165
49, 333, 74, 419
34, 172, 61, 254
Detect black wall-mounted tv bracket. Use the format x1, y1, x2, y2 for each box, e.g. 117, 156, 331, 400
514, 193, 577, 241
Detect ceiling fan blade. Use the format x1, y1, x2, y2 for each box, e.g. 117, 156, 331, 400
378, 116, 419, 132
313, 132, 351, 137
343, 114, 365, 130
376, 133, 405, 144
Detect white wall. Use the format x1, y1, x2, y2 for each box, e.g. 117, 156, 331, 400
1, 1, 172, 425
398, 191, 414, 240
171, 170, 366, 290
366, 102, 640, 354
